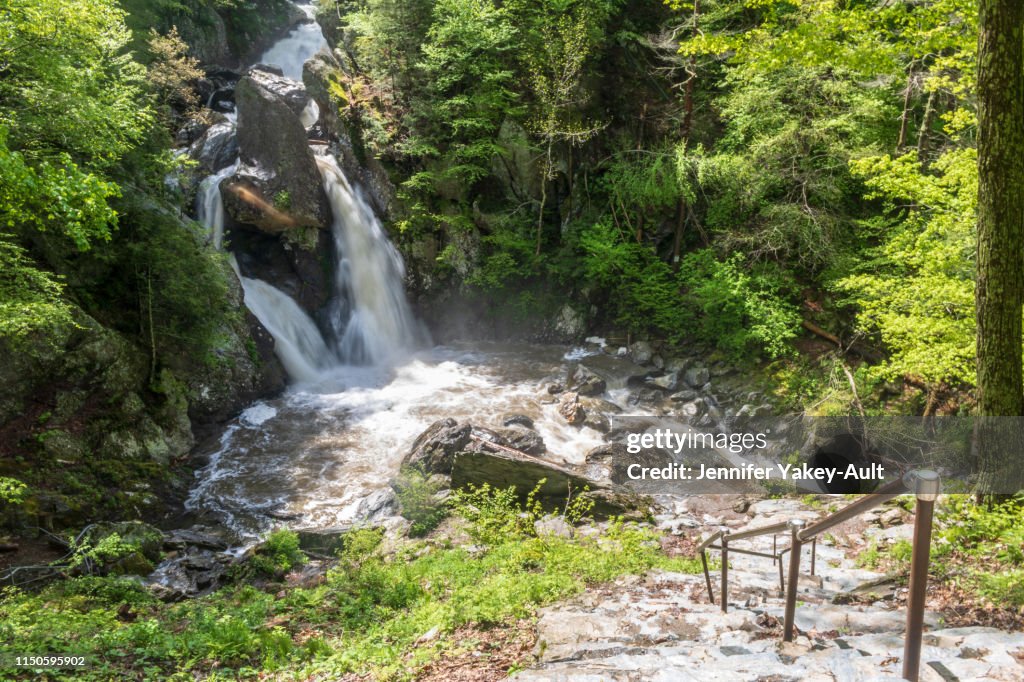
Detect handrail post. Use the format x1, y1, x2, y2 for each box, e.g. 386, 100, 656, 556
902, 470, 940, 682
720, 528, 730, 613
783, 519, 805, 642
701, 548, 714, 605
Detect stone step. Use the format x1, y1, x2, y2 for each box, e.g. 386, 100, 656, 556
523, 570, 1024, 681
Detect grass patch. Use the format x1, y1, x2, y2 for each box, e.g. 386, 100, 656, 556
932, 494, 1024, 607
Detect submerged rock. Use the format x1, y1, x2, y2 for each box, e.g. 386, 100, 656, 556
147, 548, 231, 601
570, 364, 607, 397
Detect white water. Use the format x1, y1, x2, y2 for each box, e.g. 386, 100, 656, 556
318, 155, 426, 365
186, 343, 611, 538
257, 3, 328, 80
196, 160, 239, 250
236, 274, 332, 383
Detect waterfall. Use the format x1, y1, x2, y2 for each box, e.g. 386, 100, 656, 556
196, 159, 331, 382
234, 269, 332, 383
196, 160, 239, 250
256, 3, 328, 80
317, 155, 425, 365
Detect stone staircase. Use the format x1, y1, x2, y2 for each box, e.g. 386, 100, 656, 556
517, 499, 1024, 681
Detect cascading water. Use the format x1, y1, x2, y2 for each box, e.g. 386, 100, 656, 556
318, 155, 426, 365
196, 160, 239, 250
256, 2, 327, 80
235, 275, 332, 383
182, 1, 720, 544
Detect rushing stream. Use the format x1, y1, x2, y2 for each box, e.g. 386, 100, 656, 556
186, 3, 631, 541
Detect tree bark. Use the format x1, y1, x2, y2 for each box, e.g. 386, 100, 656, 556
975, 0, 1024, 417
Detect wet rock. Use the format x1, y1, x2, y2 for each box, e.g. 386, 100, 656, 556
557, 392, 587, 425
244, 68, 310, 116
402, 418, 472, 475
163, 526, 231, 552
224, 67, 330, 232
628, 341, 654, 365
646, 371, 680, 392
570, 364, 607, 397
627, 389, 663, 407
683, 365, 710, 389
502, 414, 535, 429
495, 425, 547, 456
176, 117, 210, 147
189, 118, 239, 174
669, 388, 699, 402
147, 548, 230, 601
675, 398, 707, 420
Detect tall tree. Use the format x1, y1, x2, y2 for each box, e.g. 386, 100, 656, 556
975, 0, 1024, 416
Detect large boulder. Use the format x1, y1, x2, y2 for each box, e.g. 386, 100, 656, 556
451, 448, 634, 517
402, 419, 472, 475
223, 68, 330, 232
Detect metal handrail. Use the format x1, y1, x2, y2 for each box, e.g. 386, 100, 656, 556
695, 471, 940, 682
796, 478, 907, 543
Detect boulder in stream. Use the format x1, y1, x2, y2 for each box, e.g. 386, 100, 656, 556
402, 418, 472, 475
223, 67, 330, 232
450, 448, 640, 518
570, 364, 607, 397
557, 392, 586, 425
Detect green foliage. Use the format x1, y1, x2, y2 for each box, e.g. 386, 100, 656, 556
250, 529, 307, 576
393, 467, 449, 537
0, 0, 151, 167
679, 249, 801, 358
837, 149, 977, 388
0, 477, 27, 505
68, 533, 138, 572
935, 495, 1024, 607
0, 488, 697, 680
575, 218, 690, 340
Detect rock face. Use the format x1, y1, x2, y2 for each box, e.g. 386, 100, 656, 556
176, 258, 286, 423
224, 67, 330, 232
0, 308, 196, 527
303, 52, 395, 218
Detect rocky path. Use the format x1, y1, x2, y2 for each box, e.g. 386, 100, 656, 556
518, 498, 1024, 681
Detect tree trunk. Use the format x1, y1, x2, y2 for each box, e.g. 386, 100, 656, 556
975, 0, 1024, 500
975, 0, 1024, 417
